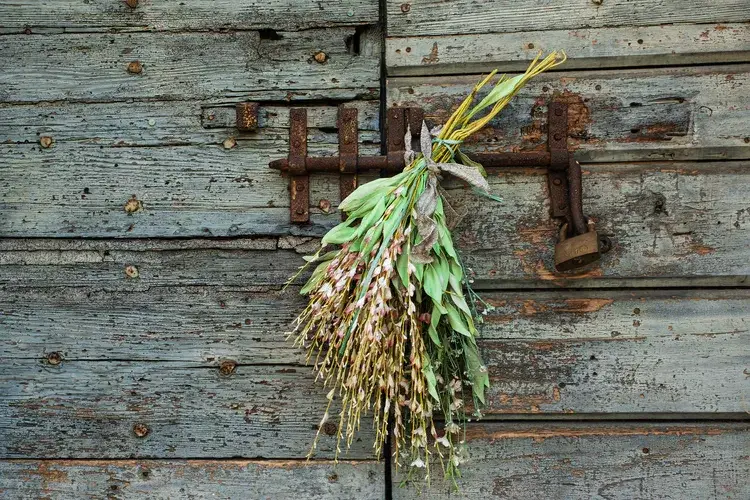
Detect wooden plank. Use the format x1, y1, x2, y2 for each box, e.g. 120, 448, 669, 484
0, 100, 380, 146
388, 65, 750, 163
387, 23, 750, 76
387, 0, 750, 37
476, 290, 750, 415
0, 359, 376, 459
0, 0, 378, 33
394, 422, 750, 499
3, 161, 747, 287
0, 28, 380, 103
0, 287, 747, 415
0, 460, 384, 499
0, 139, 378, 239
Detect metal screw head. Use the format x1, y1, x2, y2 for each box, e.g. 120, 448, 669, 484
124, 265, 139, 279
554, 133, 563, 141
322, 422, 337, 436
554, 108, 563, 117
295, 184, 304, 192
318, 199, 331, 213
127, 61, 143, 74
124, 195, 142, 214
400, 3, 411, 12
552, 178, 562, 186
125, 0, 138, 8
46, 352, 62, 366
313, 51, 328, 64
39, 136, 54, 149
133, 423, 150, 438
218, 360, 237, 377
223, 137, 236, 149
295, 208, 306, 215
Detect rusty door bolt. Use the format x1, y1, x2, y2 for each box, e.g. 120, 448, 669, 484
223, 137, 237, 149
133, 423, 150, 438
219, 360, 237, 377
400, 3, 411, 13
313, 51, 328, 64
124, 195, 143, 214
39, 136, 54, 148
124, 265, 139, 279
46, 352, 63, 365
127, 61, 143, 74
125, 0, 138, 8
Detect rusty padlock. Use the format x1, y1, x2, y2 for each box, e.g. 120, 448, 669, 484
554, 221, 601, 271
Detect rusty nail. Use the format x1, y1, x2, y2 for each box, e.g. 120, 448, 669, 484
296, 208, 306, 215
124, 195, 142, 214
527, 42, 535, 49
133, 423, 150, 438
296, 184, 304, 192
125, 0, 138, 8
554, 133, 563, 141
124, 265, 139, 279
322, 422, 337, 436
319, 199, 331, 213
219, 360, 237, 377
552, 178, 562, 186
223, 137, 237, 149
591, 0, 603, 4
127, 61, 143, 74
39, 136, 54, 149
46, 352, 62, 366
313, 51, 328, 64
400, 3, 411, 12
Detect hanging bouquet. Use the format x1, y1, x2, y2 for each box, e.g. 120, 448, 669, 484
289, 52, 565, 484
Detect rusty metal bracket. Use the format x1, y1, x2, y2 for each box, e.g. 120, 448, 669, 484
269, 100, 607, 270
236, 102, 259, 132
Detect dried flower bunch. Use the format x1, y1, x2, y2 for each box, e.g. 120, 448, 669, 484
289, 52, 565, 484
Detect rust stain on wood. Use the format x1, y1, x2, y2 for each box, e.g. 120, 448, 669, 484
421, 42, 439, 64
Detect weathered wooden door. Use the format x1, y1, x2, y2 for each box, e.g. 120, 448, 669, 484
1, 1, 748, 498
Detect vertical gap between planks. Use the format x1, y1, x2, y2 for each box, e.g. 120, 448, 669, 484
379, 0, 394, 499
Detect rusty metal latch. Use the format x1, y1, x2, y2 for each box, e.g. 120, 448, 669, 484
268, 99, 611, 270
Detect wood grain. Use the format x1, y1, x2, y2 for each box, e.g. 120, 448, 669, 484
0, 100, 380, 146
0, 287, 747, 417
388, 65, 750, 163
3, 161, 747, 286
0, 460, 383, 499
394, 422, 750, 499
387, 0, 750, 37
0, 359, 376, 459
0, 28, 380, 103
0, 0, 378, 33
387, 23, 750, 76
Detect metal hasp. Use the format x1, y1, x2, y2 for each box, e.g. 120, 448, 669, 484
269, 100, 610, 271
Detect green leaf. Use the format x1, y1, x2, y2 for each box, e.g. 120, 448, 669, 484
302, 250, 338, 263
445, 303, 472, 336
353, 196, 387, 240
321, 222, 356, 246
423, 264, 444, 304
299, 259, 331, 295
339, 172, 408, 213
422, 355, 441, 403
427, 324, 441, 346
396, 241, 410, 287
438, 224, 457, 260
450, 291, 472, 316
463, 338, 490, 405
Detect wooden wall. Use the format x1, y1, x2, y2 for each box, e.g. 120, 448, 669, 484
1, 0, 749, 498
386, 1, 750, 497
